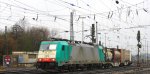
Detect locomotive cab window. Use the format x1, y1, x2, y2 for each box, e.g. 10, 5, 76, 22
49, 44, 57, 50
39, 44, 57, 50
39, 44, 50, 50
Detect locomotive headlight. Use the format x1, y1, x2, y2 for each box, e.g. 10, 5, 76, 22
38, 58, 42, 61
52, 58, 55, 61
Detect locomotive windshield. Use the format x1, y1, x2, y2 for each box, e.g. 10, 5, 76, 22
39, 44, 57, 50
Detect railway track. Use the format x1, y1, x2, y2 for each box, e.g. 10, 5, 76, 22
3, 65, 150, 74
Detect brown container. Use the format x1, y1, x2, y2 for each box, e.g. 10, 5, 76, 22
120, 49, 131, 62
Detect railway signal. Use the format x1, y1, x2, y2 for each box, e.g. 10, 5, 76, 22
137, 30, 141, 67
91, 24, 96, 43
3, 55, 11, 67
137, 30, 141, 42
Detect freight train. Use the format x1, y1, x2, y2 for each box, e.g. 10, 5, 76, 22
36, 40, 132, 71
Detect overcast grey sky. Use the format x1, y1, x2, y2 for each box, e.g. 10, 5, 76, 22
0, 0, 150, 55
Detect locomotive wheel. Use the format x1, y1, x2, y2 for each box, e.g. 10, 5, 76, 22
101, 64, 105, 69
119, 63, 124, 67
108, 64, 113, 68
104, 64, 108, 69
57, 66, 64, 72
68, 68, 72, 72
90, 64, 94, 70
36, 65, 39, 70
87, 65, 90, 70
41, 64, 45, 69
72, 65, 77, 72
84, 65, 88, 70
35, 63, 39, 70
68, 65, 74, 72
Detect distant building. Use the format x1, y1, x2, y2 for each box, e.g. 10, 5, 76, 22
11, 51, 38, 67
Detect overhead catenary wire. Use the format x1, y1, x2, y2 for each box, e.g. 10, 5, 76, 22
0, 1, 70, 22
0, 0, 146, 30
74, 24, 150, 34
0, 0, 146, 33
1, 0, 145, 17
0, 0, 150, 49
0, 0, 144, 25
54, 0, 146, 30
0, 0, 148, 32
